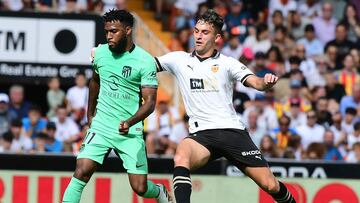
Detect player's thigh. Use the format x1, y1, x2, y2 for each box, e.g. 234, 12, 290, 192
174, 138, 211, 170
77, 129, 113, 165
114, 135, 148, 175
221, 129, 268, 169
74, 158, 98, 181
128, 173, 148, 192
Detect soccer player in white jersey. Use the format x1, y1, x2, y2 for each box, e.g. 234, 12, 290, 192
154, 10, 296, 203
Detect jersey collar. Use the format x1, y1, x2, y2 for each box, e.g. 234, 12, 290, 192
128, 44, 136, 53
190, 49, 220, 62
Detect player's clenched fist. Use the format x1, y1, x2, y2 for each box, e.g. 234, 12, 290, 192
263, 73, 278, 85
119, 121, 130, 135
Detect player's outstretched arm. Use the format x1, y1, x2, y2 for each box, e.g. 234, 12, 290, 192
119, 87, 157, 134
87, 71, 100, 126
244, 73, 278, 91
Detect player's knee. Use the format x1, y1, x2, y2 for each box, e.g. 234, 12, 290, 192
173, 152, 189, 167
74, 165, 93, 182
260, 177, 279, 193
131, 183, 148, 196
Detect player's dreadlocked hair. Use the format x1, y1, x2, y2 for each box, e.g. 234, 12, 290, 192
103, 9, 134, 28
196, 9, 224, 34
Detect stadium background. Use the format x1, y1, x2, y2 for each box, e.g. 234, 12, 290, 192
0, 0, 360, 202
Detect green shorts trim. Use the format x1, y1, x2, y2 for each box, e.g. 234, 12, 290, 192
77, 128, 148, 174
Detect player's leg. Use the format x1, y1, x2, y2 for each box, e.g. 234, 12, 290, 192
115, 135, 172, 202
63, 130, 111, 203
221, 129, 295, 203
62, 158, 98, 203
243, 167, 296, 203
173, 137, 212, 203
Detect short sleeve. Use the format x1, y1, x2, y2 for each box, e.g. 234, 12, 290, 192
228, 57, 254, 85
92, 46, 101, 74
155, 52, 183, 74
140, 57, 158, 88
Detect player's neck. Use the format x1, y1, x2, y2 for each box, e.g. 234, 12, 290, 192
195, 48, 217, 58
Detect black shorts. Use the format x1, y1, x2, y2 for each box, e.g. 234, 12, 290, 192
187, 128, 268, 168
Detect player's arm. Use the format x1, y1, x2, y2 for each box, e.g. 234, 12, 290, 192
119, 87, 157, 134
87, 71, 100, 126
244, 74, 278, 91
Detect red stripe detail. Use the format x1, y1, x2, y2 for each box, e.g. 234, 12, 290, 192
95, 178, 111, 203
59, 177, 71, 203
38, 176, 54, 203
13, 176, 28, 203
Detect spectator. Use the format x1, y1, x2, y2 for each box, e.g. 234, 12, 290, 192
268, 0, 297, 19
298, 0, 321, 18
324, 44, 340, 70
9, 85, 31, 119
66, 72, 88, 125
297, 24, 324, 58
315, 97, 332, 127
296, 110, 325, 149
247, 110, 266, 147
46, 77, 65, 119
0, 131, 13, 152
9, 119, 32, 153
173, 0, 206, 29
243, 94, 279, 132
224, 0, 253, 43
21, 0, 35, 11
326, 23, 356, 65
347, 121, 360, 150
0, 93, 17, 136
337, 54, 360, 95
270, 115, 297, 151
243, 23, 271, 54
2, 0, 24, 11
146, 101, 187, 155
269, 10, 284, 36
340, 3, 360, 43
325, 71, 346, 103
168, 27, 190, 52
253, 52, 273, 77
72, 123, 89, 155
51, 105, 79, 144
32, 132, 47, 153
323, 0, 346, 21
287, 10, 311, 40
341, 107, 357, 135
91, 0, 105, 15
330, 111, 346, 146
295, 44, 325, 87
305, 142, 326, 160
221, 34, 243, 59
266, 46, 286, 76
346, 141, 360, 163
22, 105, 47, 139
285, 97, 307, 129
282, 79, 312, 115
312, 3, 337, 45
45, 122, 63, 153
285, 135, 302, 160
350, 48, 360, 70
323, 130, 343, 161
340, 84, 360, 115
272, 25, 295, 59
259, 135, 281, 158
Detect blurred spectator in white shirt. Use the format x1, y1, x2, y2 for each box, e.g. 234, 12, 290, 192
9, 119, 32, 153
51, 105, 79, 144
312, 3, 337, 45
66, 72, 88, 125
296, 110, 325, 149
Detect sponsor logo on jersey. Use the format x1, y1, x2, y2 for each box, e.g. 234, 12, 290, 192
109, 75, 120, 91
190, 78, 204, 89
187, 64, 194, 70
241, 150, 261, 156
211, 64, 219, 73
122, 66, 132, 78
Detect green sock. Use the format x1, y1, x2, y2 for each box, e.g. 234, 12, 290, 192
62, 177, 87, 203
142, 180, 160, 198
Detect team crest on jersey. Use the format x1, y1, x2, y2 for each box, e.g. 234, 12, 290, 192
122, 66, 132, 78
211, 64, 219, 73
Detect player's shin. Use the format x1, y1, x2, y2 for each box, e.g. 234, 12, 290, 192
62, 177, 87, 203
270, 181, 296, 203
173, 166, 192, 203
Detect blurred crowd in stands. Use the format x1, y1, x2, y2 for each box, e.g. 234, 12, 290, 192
1, 0, 360, 164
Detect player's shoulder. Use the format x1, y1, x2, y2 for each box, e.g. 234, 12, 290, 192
93, 44, 110, 59
132, 45, 154, 62
219, 54, 246, 67
160, 51, 189, 59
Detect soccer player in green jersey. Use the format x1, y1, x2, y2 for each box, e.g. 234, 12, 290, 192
62, 9, 172, 203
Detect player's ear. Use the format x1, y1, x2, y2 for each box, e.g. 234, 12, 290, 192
215, 33, 221, 42
126, 26, 132, 36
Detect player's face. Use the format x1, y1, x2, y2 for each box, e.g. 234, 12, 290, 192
104, 21, 130, 53
193, 21, 220, 56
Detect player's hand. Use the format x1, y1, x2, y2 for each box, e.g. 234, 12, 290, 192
263, 73, 278, 87
119, 121, 130, 135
